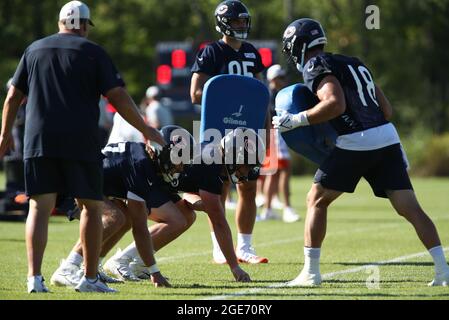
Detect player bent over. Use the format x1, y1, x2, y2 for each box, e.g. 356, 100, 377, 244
273, 18, 449, 287
105, 127, 266, 282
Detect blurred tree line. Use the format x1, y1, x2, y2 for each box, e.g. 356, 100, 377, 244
1, 0, 448, 173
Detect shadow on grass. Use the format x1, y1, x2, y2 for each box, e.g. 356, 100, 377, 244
0, 238, 25, 243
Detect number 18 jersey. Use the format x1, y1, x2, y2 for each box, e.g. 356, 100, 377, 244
303, 53, 388, 136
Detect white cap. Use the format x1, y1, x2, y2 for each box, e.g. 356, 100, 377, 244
59, 1, 94, 26
146, 86, 160, 99
267, 64, 286, 82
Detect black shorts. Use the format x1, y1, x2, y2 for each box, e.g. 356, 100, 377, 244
25, 157, 103, 201
314, 144, 413, 198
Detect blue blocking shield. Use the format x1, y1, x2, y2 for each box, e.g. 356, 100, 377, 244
200, 75, 269, 142
275, 84, 338, 165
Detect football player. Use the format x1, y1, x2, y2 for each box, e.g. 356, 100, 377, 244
272, 18, 449, 287
190, 0, 269, 265
106, 127, 266, 283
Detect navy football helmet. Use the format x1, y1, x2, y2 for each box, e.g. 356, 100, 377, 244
215, 0, 251, 40
155, 125, 195, 184
282, 18, 327, 72
221, 127, 265, 184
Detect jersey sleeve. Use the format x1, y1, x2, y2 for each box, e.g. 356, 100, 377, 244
302, 55, 334, 94
96, 47, 125, 95
11, 54, 29, 95
190, 45, 216, 76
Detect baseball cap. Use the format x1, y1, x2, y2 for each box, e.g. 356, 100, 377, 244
59, 1, 94, 26
267, 64, 286, 82
146, 86, 160, 99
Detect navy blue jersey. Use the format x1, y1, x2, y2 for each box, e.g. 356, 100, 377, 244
102, 142, 170, 209
191, 40, 265, 77
12, 33, 125, 162
303, 53, 388, 135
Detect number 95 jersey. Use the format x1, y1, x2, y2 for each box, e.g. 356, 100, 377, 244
191, 40, 265, 78
303, 53, 388, 136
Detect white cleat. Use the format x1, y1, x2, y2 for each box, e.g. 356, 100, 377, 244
103, 251, 141, 282
283, 207, 301, 223
271, 197, 284, 210
236, 246, 269, 264
258, 208, 280, 221
98, 263, 124, 284
75, 276, 117, 293
287, 271, 322, 287
212, 249, 227, 265
255, 195, 265, 208
50, 260, 82, 287
27, 276, 50, 293
428, 272, 449, 287
129, 260, 151, 280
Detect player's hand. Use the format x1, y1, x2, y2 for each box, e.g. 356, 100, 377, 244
272, 111, 309, 133
0, 133, 15, 158
231, 266, 251, 282
150, 272, 171, 288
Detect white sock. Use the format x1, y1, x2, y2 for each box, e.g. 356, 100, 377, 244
303, 247, 321, 274
429, 246, 449, 275
210, 233, 221, 252
66, 251, 83, 267
119, 242, 138, 261
237, 233, 252, 251
28, 275, 43, 282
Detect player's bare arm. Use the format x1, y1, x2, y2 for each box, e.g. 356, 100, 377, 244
307, 75, 347, 124
105, 86, 165, 146
126, 199, 171, 287
199, 189, 251, 282
0, 85, 25, 156
190, 72, 211, 104
375, 85, 393, 121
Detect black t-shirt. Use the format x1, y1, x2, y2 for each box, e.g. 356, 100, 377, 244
303, 53, 388, 136
12, 33, 125, 162
191, 40, 265, 77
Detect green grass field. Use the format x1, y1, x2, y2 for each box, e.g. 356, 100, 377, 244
1, 177, 449, 300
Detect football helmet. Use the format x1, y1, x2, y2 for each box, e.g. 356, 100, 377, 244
215, 0, 251, 40
221, 127, 265, 184
282, 18, 327, 72
156, 125, 195, 184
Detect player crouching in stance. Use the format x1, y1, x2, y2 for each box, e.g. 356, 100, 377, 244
50, 138, 187, 291
104, 127, 265, 283
272, 18, 449, 287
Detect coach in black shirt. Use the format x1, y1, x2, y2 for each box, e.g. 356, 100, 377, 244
0, 1, 164, 293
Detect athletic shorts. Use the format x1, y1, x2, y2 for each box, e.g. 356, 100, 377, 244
25, 157, 103, 201
314, 143, 413, 198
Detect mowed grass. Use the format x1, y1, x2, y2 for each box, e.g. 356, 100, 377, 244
0, 176, 449, 300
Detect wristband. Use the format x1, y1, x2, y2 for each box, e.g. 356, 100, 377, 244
148, 264, 160, 275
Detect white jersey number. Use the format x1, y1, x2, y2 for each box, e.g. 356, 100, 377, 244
228, 61, 255, 77
348, 65, 379, 107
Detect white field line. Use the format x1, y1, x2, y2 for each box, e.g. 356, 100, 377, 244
205, 247, 449, 300
156, 224, 400, 263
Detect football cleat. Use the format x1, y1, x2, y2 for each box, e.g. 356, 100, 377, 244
428, 271, 449, 287
27, 276, 50, 293
75, 275, 117, 293
50, 260, 82, 287
98, 263, 124, 284
129, 260, 153, 280
212, 249, 228, 265
283, 207, 301, 223
287, 270, 322, 287
103, 251, 141, 282
258, 208, 280, 221
236, 247, 269, 264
